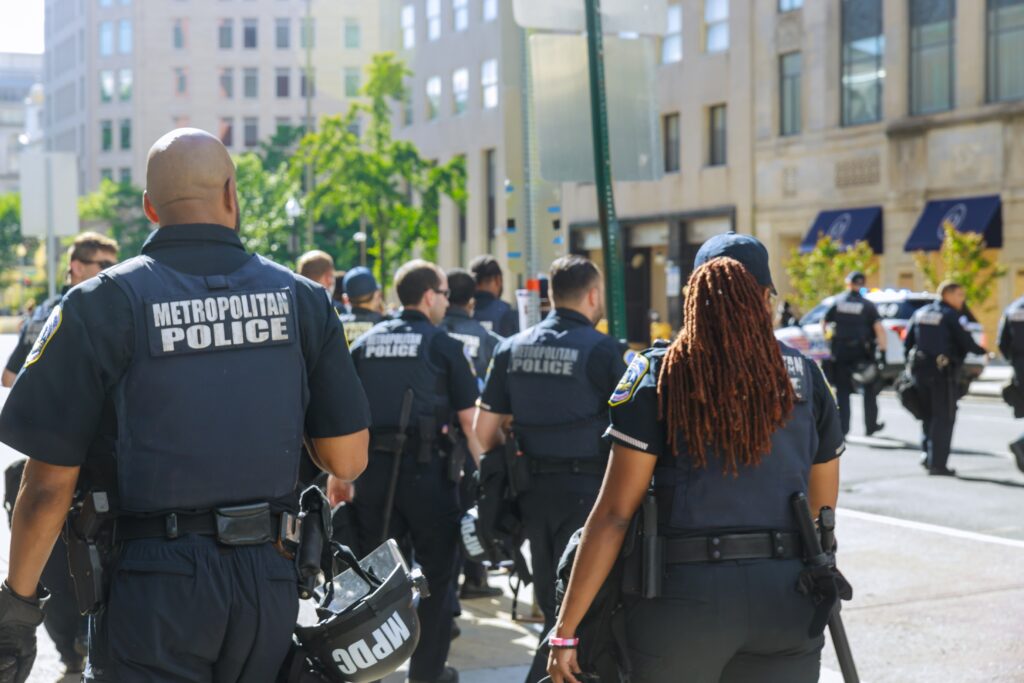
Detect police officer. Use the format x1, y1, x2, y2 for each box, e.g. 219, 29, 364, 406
442, 268, 502, 390
339, 267, 387, 347
904, 281, 987, 476
297, 249, 344, 316
998, 295, 1024, 472
546, 234, 845, 683
475, 255, 626, 683
0, 128, 371, 682
1, 231, 119, 675
349, 259, 482, 683
821, 271, 887, 437
470, 255, 518, 337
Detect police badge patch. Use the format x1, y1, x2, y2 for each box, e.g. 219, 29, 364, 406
24, 304, 62, 367
609, 353, 650, 407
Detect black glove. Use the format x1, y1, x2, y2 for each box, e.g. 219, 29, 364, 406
0, 581, 47, 683
796, 558, 852, 637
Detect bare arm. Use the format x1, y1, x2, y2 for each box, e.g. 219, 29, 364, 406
1, 369, 15, 388
473, 408, 509, 454
309, 429, 369, 482
7, 460, 80, 598
457, 407, 482, 467
873, 321, 887, 351
808, 458, 840, 513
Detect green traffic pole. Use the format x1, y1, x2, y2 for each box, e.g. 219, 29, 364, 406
583, 0, 628, 342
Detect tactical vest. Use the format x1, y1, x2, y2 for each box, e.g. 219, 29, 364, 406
654, 343, 817, 533
105, 255, 306, 513
341, 308, 386, 347
19, 294, 61, 354
830, 292, 873, 361
355, 316, 450, 430
1006, 298, 1024, 358
910, 302, 957, 359
506, 317, 608, 460
442, 312, 497, 380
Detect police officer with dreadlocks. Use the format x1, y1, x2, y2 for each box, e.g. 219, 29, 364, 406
475, 255, 626, 683
339, 267, 387, 347
822, 271, 887, 437
547, 234, 844, 683
0, 129, 371, 682
905, 281, 987, 476
999, 293, 1024, 472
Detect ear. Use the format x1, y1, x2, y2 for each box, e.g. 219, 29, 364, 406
224, 177, 236, 214
68, 259, 82, 281
143, 192, 160, 224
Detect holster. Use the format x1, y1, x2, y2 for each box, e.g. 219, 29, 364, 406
3, 458, 26, 528
504, 436, 532, 496
417, 417, 437, 464
445, 424, 470, 485
620, 492, 659, 598
66, 491, 114, 615
296, 486, 332, 599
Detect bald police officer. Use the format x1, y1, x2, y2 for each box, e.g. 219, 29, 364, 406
474, 255, 626, 683
339, 267, 386, 347
0, 128, 371, 682
349, 260, 483, 683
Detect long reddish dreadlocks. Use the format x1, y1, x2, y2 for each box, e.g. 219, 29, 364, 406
657, 257, 796, 475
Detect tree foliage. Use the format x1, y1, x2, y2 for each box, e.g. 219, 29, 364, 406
914, 225, 1007, 312
0, 193, 24, 274
78, 179, 152, 257
235, 152, 302, 264
785, 237, 878, 314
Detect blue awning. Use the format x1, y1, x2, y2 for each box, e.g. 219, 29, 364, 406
903, 195, 1003, 252
799, 206, 884, 254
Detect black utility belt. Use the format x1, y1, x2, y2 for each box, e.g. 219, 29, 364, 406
527, 457, 607, 476
663, 530, 802, 564
115, 502, 301, 547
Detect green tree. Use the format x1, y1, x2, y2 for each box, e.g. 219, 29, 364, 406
235, 153, 303, 263
78, 179, 152, 257
785, 237, 878, 314
0, 193, 24, 274
295, 52, 466, 292
914, 225, 1007, 312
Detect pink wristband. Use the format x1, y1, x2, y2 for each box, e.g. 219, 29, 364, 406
549, 636, 580, 649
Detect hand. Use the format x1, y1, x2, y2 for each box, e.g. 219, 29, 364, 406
326, 476, 354, 506
0, 582, 44, 683
547, 647, 582, 683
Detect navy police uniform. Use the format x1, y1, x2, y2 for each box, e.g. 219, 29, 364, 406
339, 307, 387, 347
0, 224, 371, 682
473, 290, 518, 337
904, 301, 986, 474
348, 310, 478, 682
823, 290, 882, 435
5, 292, 64, 377
479, 308, 625, 683
998, 297, 1024, 470
441, 306, 502, 391
605, 341, 845, 683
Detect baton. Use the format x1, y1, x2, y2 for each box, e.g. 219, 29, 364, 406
381, 389, 415, 544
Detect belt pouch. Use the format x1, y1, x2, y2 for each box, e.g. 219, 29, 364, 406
215, 502, 272, 545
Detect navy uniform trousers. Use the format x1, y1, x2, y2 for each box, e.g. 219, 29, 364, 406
350, 450, 461, 682
915, 366, 959, 471
85, 536, 298, 682
623, 559, 824, 683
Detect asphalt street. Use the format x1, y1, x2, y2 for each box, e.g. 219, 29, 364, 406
0, 331, 1020, 682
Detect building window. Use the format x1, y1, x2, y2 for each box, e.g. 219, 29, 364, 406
427, 0, 442, 41
220, 68, 234, 99
452, 68, 469, 114
402, 5, 416, 49
662, 4, 683, 64
779, 0, 803, 10
300, 69, 315, 98
119, 167, 131, 184
244, 68, 258, 98
708, 104, 726, 166
100, 70, 115, 102
426, 76, 442, 120
987, 0, 1024, 102
300, 17, 315, 48
243, 18, 258, 49
705, 0, 729, 53
276, 68, 290, 98
219, 19, 233, 49
100, 120, 112, 151
119, 19, 132, 54
780, 51, 802, 135
276, 18, 290, 49
100, 168, 113, 181
344, 18, 361, 48
454, 0, 469, 32
244, 117, 258, 147
220, 117, 234, 147
119, 69, 132, 101
663, 113, 680, 173
403, 79, 414, 125
174, 68, 188, 96
911, 0, 955, 115
173, 19, 187, 50
344, 68, 361, 97
119, 118, 131, 150
841, 0, 884, 126
481, 58, 498, 109
276, 117, 291, 136
483, 0, 497, 22
100, 22, 114, 56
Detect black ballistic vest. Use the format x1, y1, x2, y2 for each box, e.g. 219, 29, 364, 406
909, 302, 961, 361
830, 291, 873, 360
106, 255, 307, 513
1004, 297, 1024, 358
442, 310, 498, 381
340, 308, 386, 347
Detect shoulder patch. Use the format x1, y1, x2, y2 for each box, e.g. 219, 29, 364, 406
24, 304, 62, 368
609, 353, 650, 407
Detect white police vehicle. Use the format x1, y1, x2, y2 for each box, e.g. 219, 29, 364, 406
775, 289, 988, 384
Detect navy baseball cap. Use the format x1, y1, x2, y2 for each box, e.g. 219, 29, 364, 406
846, 271, 866, 284
343, 267, 379, 298
694, 232, 775, 293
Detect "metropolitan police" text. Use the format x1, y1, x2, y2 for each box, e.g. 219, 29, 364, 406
150, 291, 292, 353
510, 345, 579, 376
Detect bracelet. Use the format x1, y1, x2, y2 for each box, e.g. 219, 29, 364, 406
549, 636, 580, 649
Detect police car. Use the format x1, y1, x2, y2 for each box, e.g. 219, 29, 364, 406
775, 289, 988, 383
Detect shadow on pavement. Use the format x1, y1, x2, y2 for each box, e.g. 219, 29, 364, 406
954, 474, 1024, 489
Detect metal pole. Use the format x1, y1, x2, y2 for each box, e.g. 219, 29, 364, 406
304, 0, 315, 248
584, 0, 627, 341
44, 155, 55, 302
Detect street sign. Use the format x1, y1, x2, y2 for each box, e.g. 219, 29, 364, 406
18, 152, 80, 238
513, 0, 668, 35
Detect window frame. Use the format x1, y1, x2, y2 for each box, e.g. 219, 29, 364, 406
708, 104, 727, 166
344, 18, 361, 49
986, 0, 1024, 103
662, 3, 683, 64
243, 68, 259, 99
909, 0, 955, 115
218, 18, 234, 49
426, 75, 442, 120
779, 0, 803, 12
779, 51, 802, 136
704, 0, 729, 54
662, 112, 680, 173
427, 0, 442, 41
402, 5, 416, 49
481, 58, 499, 109
452, 67, 469, 114
840, 0, 885, 127
220, 67, 234, 99
453, 0, 469, 32
243, 18, 258, 49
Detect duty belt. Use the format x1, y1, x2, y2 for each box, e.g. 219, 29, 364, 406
115, 503, 301, 547
527, 457, 607, 476
663, 531, 802, 564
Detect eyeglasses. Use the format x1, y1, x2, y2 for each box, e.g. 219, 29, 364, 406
433, 288, 451, 298
77, 258, 117, 269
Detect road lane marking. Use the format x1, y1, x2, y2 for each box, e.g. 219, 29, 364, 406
840, 509, 1024, 549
